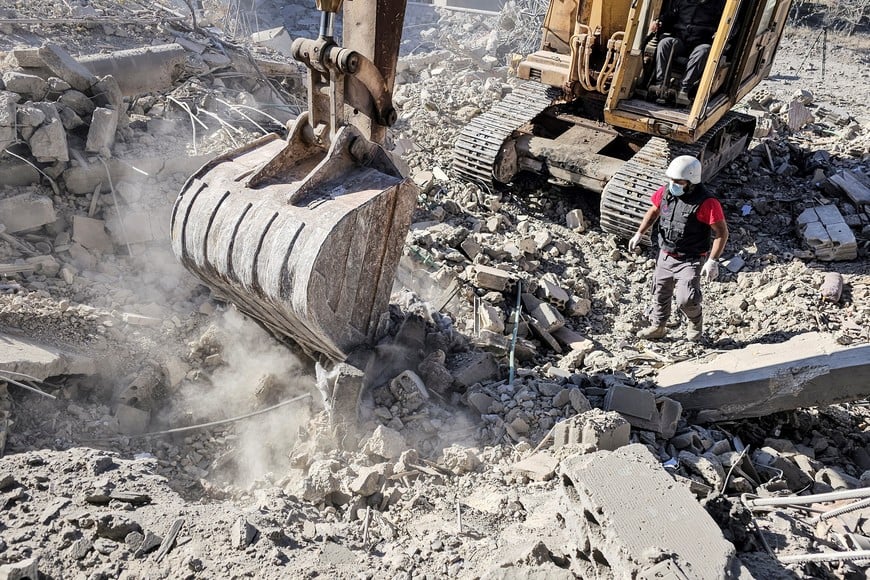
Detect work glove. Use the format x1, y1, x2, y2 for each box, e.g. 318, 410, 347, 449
628, 232, 642, 252
701, 259, 719, 281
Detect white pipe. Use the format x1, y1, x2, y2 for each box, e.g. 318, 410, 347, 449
742, 487, 870, 508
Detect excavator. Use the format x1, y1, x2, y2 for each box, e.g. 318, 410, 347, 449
171, 0, 792, 416
453, 0, 793, 239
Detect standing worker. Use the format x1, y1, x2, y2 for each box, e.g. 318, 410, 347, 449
648, 0, 726, 105
628, 155, 728, 342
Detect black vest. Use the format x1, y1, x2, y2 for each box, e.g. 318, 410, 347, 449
658, 184, 713, 257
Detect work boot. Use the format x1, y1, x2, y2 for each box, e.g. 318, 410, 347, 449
675, 90, 692, 107
686, 316, 703, 342
637, 325, 667, 340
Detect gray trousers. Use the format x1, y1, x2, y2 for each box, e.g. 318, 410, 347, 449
649, 250, 703, 326
654, 36, 712, 91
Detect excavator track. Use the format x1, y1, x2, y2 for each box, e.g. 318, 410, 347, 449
600, 111, 756, 240
453, 81, 561, 185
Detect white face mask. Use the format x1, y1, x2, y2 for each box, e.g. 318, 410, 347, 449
668, 181, 685, 196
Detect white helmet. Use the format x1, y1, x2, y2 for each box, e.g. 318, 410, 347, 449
665, 155, 702, 184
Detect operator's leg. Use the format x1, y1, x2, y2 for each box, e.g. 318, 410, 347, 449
673, 257, 704, 340
639, 251, 675, 339
682, 43, 711, 92
654, 36, 685, 87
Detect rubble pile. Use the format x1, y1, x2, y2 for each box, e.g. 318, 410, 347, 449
0, 0, 868, 578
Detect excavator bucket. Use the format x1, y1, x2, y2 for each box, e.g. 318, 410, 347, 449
171, 120, 417, 362
172, 0, 415, 366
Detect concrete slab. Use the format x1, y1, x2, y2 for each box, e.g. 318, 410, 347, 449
654, 332, 870, 422
560, 444, 744, 579
0, 193, 56, 233
72, 215, 113, 252
0, 333, 96, 380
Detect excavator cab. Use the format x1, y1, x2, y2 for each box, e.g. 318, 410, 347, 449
171, 0, 417, 366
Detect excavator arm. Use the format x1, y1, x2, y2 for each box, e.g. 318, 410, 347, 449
171, 0, 417, 368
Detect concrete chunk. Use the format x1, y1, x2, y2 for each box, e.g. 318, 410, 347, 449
512, 453, 558, 481
72, 215, 113, 252
0, 193, 56, 233
0, 557, 40, 580
85, 107, 118, 154
39, 43, 98, 92
830, 170, 870, 206
114, 404, 150, 435
560, 444, 744, 579
250, 26, 294, 56
655, 332, 870, 422
604, 385, 682, 438
29, 118, 69, 162
553, 409, 629, 452
1, 72, 48, 99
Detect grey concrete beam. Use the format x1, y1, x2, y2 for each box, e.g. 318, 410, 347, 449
654, 332, 870, 422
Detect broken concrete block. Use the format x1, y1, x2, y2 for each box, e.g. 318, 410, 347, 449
56, 104, 86, 131
787, 100, 813, 130
467, 391, 495, 414
250, 26, 294, 56
15, 105, 46, 127
105, 208, 172, 245
512, 453, 558, 481
560, 444, 745, 579
0, 557, 39, 580
39, 43, 98, 92
91, 75, 123, 110
1, 72, 48, 99
565, 208, 586, 231
231, 518, 258, 549
85, 107, 118, 154
796, 205, 857, 261
655, 332, 870, 422
350, 465, 386, 496
11, 47, 44, 68
536, 274, 570, 306
473, 264, 514, 291
581, 409, 631, 451
72, 215, 113, 252
0, 193, 56, 233
389, 370, 429, 412
28, 118, 69, 162
553, 409, 629, 452
448, 351, 499, 388
114, 404, 149, 435
0, 92, 18, 150
58, 89, 96, 117
530, 302, 565, 333
566, 296, 591, 316
820, 272, 843, 303
603, 385, 681, 437
723, 254, 745, 273
830, 170, 870, 206
79, 44, 187, 96
362, 425, 405, 460
478, 301, 505, 334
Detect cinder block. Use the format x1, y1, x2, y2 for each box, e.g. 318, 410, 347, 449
553, 409, 629, 452
0, 557, 39, 580
39, 42, 98, 92
512, 453, 558, 481
28, 118, 69, 162
474, 264, 513, 291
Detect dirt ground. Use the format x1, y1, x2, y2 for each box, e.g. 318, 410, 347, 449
0, 0, 869, 578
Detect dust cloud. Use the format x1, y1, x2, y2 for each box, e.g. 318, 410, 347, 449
167, 308, 316, 487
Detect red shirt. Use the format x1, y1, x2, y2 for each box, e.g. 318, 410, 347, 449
651, 185, 725, 225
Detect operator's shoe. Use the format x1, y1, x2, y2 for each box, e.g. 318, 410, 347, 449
648, 83, 663, 97
675, 90, 692, 107
637, 325, 667, 340
686, 317, 703, 343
